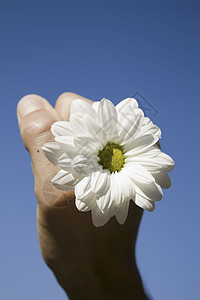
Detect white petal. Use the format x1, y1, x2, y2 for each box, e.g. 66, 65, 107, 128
91, 170, 110, 195
75, 198, 89, 211
92, 101, 100, 112
121, 163, 155, 184
75, 176, 92, 199
116, 97, 138, 111
115, 200, 130, 225
143, 117, 151, 125
110, 173, 122, 206
96, 188, 111, 211
52, 170, 76, 185
42, 142, 63, 167
71, 114, 105, 145
58, 153, 73, 172
96, 173, 134, 215
74, 134, 102, 155
125, 157, 163, 173
72, 154, 87, 165
117, 105, 144, 143
71, 155, 92, 176
135, 117, 161, 139
102, 173, 121, 216
126, 149, 174, 174
55, 136, 76, 157
134, 181, 163, 202
53, 183, 75, 191
70, 114, 88, 134
152, 172, 171, 189
126, 145, 160, 160
124, 134, 159, 154
117, 173, 135, 202
141, 123, 161, 138
51, 121, 73, 137
83, 114, 106, 143
70, 99, 96, 118
110, 172, 135, 207
154, 152, 175, 172
52, 170, 78, 190
98, 98, 118, 140
134, 193, 155, 212
75, 192, 96, 212
91, 206, 111, 227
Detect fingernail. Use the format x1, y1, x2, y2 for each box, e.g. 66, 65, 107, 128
17, 96, 45, 121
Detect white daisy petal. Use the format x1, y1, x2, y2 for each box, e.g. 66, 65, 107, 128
84, 114, 106, 143
118, 173, 135, 202
110, 172, 135, 207
92, 101, 100, 112
117, 106, 144, 143
52, 170, 76, 185
71, 113, 105, 143
154, 152, 175, 172
125, 157, 163, 173
121, 109, 144, 144
122, 163, 155, 184
74, 134, 103, 155
115, 200, 130, 225
101, 173, 133, 217
58, 153, 73, 172
110, 173, 121, 207
134, 181, 163, 202
91, 170, 110, 195
116, 97, 138, 111
126, 145, 160, 160
152, 172, 171, 189
55, 136, 76, 157
70, 99, 96, 118
134, 193, 155, 212
71, 154, 92, 175
52, 170, 78, 190
42, 142, 62, 167
91, 206, 111, 227
52, 183, 75, 191
75, 176, 92, 200
124, 134, 158, 154
51, 121, 73, 137
75, 198, 89, 211
70, 114, 87, 134
75, 192, 96, 212
96, 188, 111, 211
98, 98, 118, 140
135, 117, 161, 139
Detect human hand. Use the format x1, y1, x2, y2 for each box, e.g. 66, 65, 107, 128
17, 92, 147, 299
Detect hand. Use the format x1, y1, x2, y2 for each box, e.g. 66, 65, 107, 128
17, 92, 147, 300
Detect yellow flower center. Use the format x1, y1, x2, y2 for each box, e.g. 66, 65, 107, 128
98, 142, 125, 173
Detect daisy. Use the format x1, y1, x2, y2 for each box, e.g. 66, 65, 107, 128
42, 98, 174, 227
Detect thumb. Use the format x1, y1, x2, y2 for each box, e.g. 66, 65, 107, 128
17, 94, 69, 207
17, 94, 59, 152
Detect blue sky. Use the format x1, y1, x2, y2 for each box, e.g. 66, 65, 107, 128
1, 0, 199, 299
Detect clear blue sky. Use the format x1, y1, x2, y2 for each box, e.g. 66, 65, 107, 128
1, 0, 199, 299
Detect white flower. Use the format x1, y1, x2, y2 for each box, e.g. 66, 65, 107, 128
42, 98, 174, 227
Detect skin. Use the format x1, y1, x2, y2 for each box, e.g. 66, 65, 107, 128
17, 92, 149, 300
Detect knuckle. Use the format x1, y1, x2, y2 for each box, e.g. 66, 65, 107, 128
59, 92, 77, 99
56, 92, 79, 106
22, 119, 45, 137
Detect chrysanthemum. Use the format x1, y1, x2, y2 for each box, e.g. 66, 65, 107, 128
42, 98, 174, 227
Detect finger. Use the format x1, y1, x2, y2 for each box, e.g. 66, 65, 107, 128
17, 94, 60, 152
55, 92, 94, 121
17, 94, 68, 206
